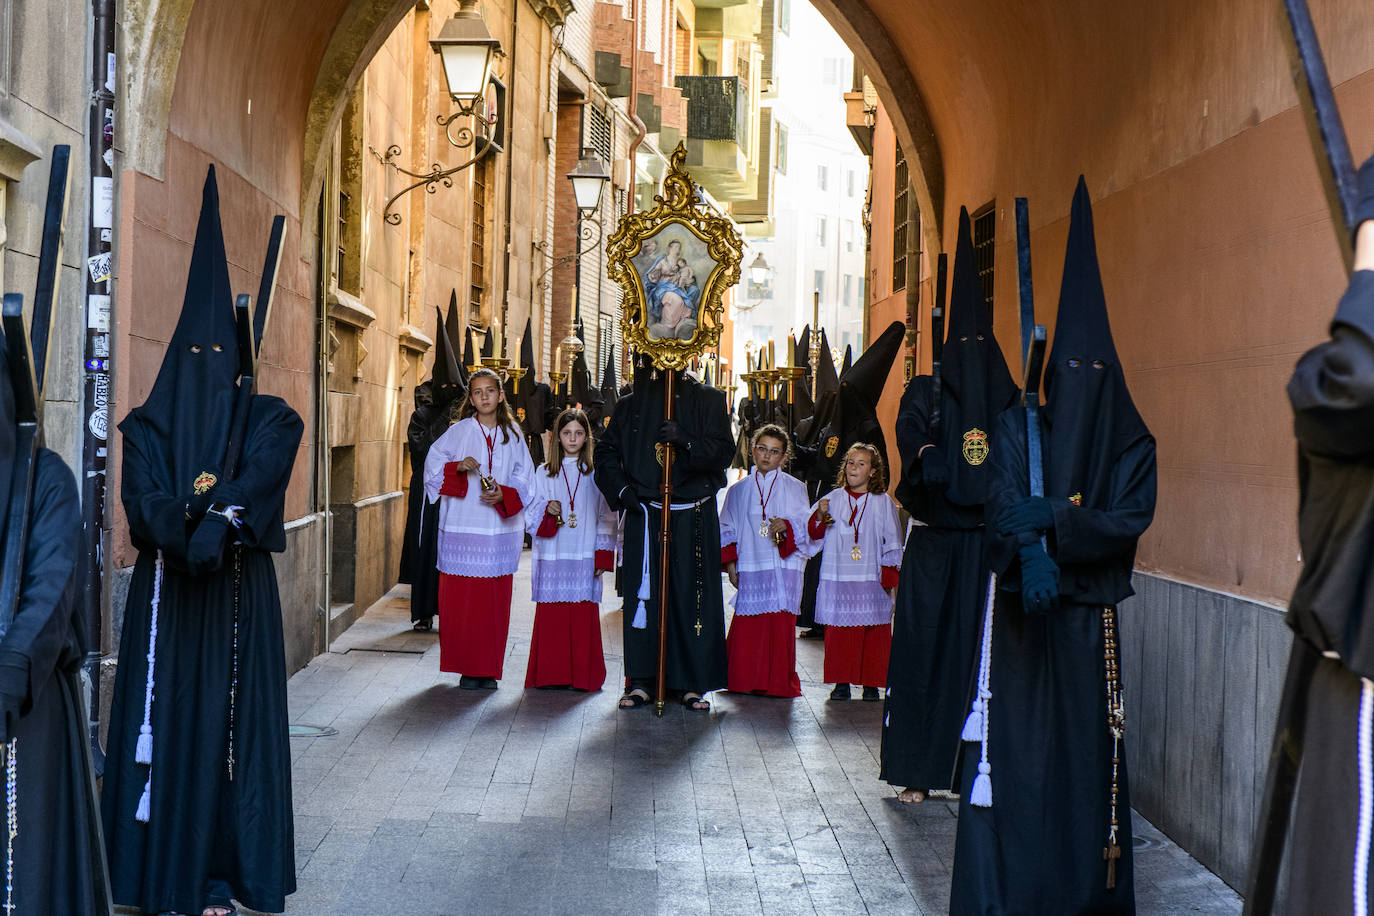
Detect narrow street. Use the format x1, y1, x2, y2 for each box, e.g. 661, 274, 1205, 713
268, 563, 1243, 915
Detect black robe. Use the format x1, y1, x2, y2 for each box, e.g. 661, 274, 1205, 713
880, 376, 998, 793
0, 450, 112, 914
104, 396, 302, 915
950, 407, 1155, 915
1281, 269, 1374, 909
594, 371, 733, 693
402, 395, 452, 624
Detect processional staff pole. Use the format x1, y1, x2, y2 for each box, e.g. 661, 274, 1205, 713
654, 369, 676, 716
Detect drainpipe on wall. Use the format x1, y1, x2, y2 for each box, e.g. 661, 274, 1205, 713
625, 0, 646, 218
81, 0, 116, 772
499, 0, 519, 355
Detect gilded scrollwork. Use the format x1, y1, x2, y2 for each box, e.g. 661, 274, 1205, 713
605, 143, 742, 372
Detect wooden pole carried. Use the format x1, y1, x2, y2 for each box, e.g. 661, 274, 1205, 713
654, 369, 676, 716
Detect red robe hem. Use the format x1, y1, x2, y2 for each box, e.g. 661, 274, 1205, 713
525, 600, 607, 690
822, 623, 891, 687
726, 611, 801, 697
438, 573, 514, 677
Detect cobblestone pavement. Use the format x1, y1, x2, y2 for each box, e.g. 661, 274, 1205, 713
265, 561, 1242, 915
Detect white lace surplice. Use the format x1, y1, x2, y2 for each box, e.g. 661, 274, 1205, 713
720, 467, 815, 616
811, 487, 903, 626
424, 416, 534, 577
524, 458, 617, 603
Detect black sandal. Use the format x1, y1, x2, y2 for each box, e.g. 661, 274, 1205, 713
682, 693, 710, 711
412, 618, 433, 632
619, 688, 650, 709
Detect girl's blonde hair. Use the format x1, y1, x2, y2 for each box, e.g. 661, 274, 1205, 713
835, 442, 887, 493
750, 424, 792, 467
546, 408, 594, 477
454, 368, 519, 443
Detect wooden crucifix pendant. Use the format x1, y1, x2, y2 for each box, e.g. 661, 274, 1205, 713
1103, 842, 1121, 889
694, 618, 703, 636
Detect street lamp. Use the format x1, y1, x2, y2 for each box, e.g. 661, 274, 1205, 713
432, 1, 501, 105
567, 147, 611, 218
381, 1, 506, 225
749, 252, 770, 286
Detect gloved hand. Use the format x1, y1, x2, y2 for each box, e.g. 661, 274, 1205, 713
0, 691, 23, 746
657, 419, 690, 449
1019, 543, 1060, 615
184, 511, 232, 576
184, 468, 222, 521
920, 447, 950, 490
1357, 152, 1374, 228
997, 497, 1057, 536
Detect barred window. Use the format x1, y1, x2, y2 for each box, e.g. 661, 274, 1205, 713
892, 142, 908, 292
973, 201, 995, 319
587, 106, 613, 166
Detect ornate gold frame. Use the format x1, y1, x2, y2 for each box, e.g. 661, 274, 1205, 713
605, 144, 743, 371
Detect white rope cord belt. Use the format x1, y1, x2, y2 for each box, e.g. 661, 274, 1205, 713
631, 495, 712, 629
135, 550, 164, 823
961, 572, 998, 807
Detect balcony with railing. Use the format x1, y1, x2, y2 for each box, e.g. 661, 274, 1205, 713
673, 75, 756, 200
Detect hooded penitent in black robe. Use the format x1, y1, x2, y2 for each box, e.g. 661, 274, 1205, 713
1270, 264, 1374, 909
951, 177, 1155, 915
0, 333, 113, 914
882, 208, 1018, 795
809, 321, 904, 490
401, 303, 464, 625
102, 168, 301, 915
794, 330, 839, 630
594, 359, 734, 694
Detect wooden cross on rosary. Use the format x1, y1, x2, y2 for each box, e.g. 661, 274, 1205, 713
1103, 841, 1122, 889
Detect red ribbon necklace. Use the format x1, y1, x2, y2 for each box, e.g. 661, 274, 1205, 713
754, 468, 780, 538
561, 461, 582, 528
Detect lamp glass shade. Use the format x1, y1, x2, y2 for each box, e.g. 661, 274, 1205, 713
567, 148, 611, 215
438, 42, 495, 102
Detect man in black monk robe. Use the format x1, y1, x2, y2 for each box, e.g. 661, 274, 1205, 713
1263, 156, 1374, 911
793, 329, 839, 636
595, 355, 733, 710
401, 305, 464, 631
102, 168, 301, 916
951, 177, 1156, 915
882, 208, 1017, 803
0, 329, 113, 914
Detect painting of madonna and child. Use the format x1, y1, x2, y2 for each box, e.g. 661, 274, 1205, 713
632, 227, 714, 341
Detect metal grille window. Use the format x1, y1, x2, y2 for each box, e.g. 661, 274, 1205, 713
587, 106, 613, 166
336, 191, 348, 284
470, 157, 489, 322
973, 201, 995, 318
892, 143, 908, 292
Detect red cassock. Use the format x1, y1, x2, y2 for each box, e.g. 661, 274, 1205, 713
725, 611, 802, 697
438, 573, 515, 677
821, 623, 892, 688
525, 600, 607, 690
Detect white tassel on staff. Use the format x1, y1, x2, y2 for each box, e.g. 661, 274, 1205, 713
135, 551, 164, 822
961, 572, 997, 808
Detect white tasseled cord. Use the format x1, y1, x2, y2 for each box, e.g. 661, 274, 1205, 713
632, 509, 650, 628
961, 572, 997, 807
135, 550, 164, 823
1355, 677, 1373, 916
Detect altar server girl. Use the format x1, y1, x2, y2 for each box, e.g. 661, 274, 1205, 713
720, 424, 813, 697
425, 368, 534, 689
524, 409, 616, 690
809, 442, 903, 700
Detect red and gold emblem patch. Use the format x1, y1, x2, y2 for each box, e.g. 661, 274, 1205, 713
655, 442, 666, 466
1069, 492, 1083, 506
193, 471, 218, 494
517, 407, 526, 422
961, 428, 988, 466
824, 436, 839, 458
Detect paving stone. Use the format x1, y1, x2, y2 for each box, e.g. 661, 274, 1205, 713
271, 575, 1243, 914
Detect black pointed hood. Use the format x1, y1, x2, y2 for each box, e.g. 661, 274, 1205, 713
520, 319, 536, 376
1043, 176, 1151, 509
119, 166, 238, 494
840, 345, 853, 377
795, 329, 838, 450
797, 325, 812, 381
445, 292, 469, 387
938, 207, 1018, 506
840, 320, 904, 408
481, 327, 494, 360
432, 305, 464, 409
461, 319, 475, 373
599, 346, 619, 426
815, 329, 839, 402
